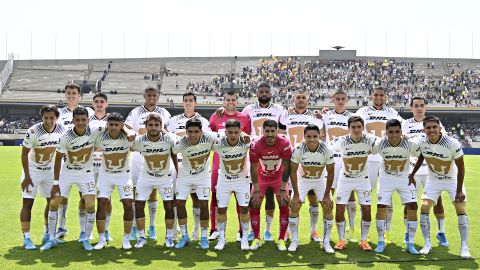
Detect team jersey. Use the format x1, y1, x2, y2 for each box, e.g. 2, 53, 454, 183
94, 130, 132, 174
416, 135, 463, 182
166, 114, 211, 136
242, 102, 285, 138
323, 109, 353, 162
209, 111, 251, 135
250, 135, 292, 180
291, 141, 334, 181
125, 105, 171, 135
88, 114, 108, 131
22, 123, 66, 170
212, 136, 250, 183
372, 136, 420, 179
131, 133, 177, 180
57, 106, 94, 128
334, 133, 377, 179
56, 126, 100, 175
356, 106, 403, 162
172, 132, 218, 180
279, 109, 324, 147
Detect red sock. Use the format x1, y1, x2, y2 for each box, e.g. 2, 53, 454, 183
250, 207, 261, 239
210, 192, 218, 231
279, 206, 289, 240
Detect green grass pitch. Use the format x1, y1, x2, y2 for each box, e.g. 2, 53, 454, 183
0, 147, 478, 269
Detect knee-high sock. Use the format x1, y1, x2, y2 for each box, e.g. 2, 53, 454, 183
361, 220, 371, 241
250, 208, 261, 239
193, 208, 201, 231
309, 206, 319, 233
337, 221, 346, 241
58, 204, 68, 229
323, 219, 333, 243
458, 214, 469, 246
85, 213, 95, 240
79, 208, 87, 233
47, 210, 58, 240
279, 206, 289, 240
347, 201, 356, 229
148, 201, 158, 227
376, 219, 386, 242
210, 192, 218, 231
420, 213, 431, 245
289, 216, 299, 241
386, 205, 394, 231
407, 220, 417, 244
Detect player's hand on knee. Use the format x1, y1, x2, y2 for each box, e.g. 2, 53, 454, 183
21, 177, 33, 192
251, 191, 261, 208
289, 194, 301, 210
455, 191, 466, 203
322, 195, 333, 210
279, 189, 290, 206
51, 184, 60, 198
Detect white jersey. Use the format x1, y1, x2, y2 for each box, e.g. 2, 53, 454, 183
88, 114, 108, 131
172, 132, 218, 180
57, 106, 94, 129
125, 105, 171, 135
279, 109, 324, 147
242, 102, 285, 138
22, 123, 67, 171
356, 106, 403, 162
417, 135, 463, 182
94, 130, 132, 174
132, 133, 177, 180
212, 136, 250, 183
291, 141, 334, 181
57, 126, 100, 175
323, 109, 353, 162
334, 133, 377, 179
372, 136, 420, 180
166, 114, 211, 137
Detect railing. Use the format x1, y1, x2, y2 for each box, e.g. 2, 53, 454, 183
0, 54, 14, 93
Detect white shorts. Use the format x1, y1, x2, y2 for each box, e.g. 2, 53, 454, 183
299, 179, 327, 203
175, 177, 210, 201
336, 177, 371, 205
135, 173, 174, 201
59, 173, 96, 198
377, 178, 417, 206
97, 172, 133, 200
92, 152, 103, 174
216, 180, 250, 208
21, 167, 53, 199
129, 152, 143, 187
415, 174, 427, 195
421, 179, 467, 204
331, 158, 342, 189
367, 160, 381, 190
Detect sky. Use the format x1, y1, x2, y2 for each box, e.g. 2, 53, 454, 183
0, 0, 479, 60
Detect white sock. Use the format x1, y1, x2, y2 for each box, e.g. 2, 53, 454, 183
193, 208, 200, 231
148, 201, 158, 227
458, 214, 468, 246
44, 224, 48, 234
201, 226, 208, 238
166, 228, 173, 238
218, 221, 226, 240
139, 229, 146, 238
309, 206, 319, 233
323, 219, 333, 243
361, 220, 371, 241
407, 220, 417, 244
337, 221, 346, 240
265, 215, 273, 232
386, 205, 393, 231
23, 232, 31, 239
85, 212, 95, 240
180, 224, 188, 236
98, 232, 106, 242
376, 219, 385, 242
404, 218, 408, 233
131, 202, 137, 229
437, 218, 445, 233
79, 208, 87, 233
288, 217, 299, 241
48, 210, 58, 240
347, 201, 356, 229
420, 213, 431, 245
241, 221, 249, 240
173, 207, 179, 229
58, 204, 68, 229
105, 212, 112, 231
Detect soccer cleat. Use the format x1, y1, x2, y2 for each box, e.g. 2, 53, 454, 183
375, 241, 385, 253
55, 238, 66, 244
175, 235, 190, 249
460, 245, 472, 259
208, 230, 220, 240
406, 243, 420, 255
419, 243, 432, 255
82, 240, 93, 251
129, 227, 137, 241
288, 240, 298, 252
55, 227, 67, 239
436, 232, 449, 247
214, 239, 226, 250
23, 238, 37, 250
93, 240, 107, 250
310, 231, 321, 242
89, 232, 94, 240
40, 239, 57, 251
334, 240, 347, 250
192, 227, 199, 241
200, 237, 209, 250
42, 233, 49, 244
122, 238, 132, 250
105, 230, 113, 242
148, 226, 157, 240
165, 237, 174, 248
135, 237, 147, 248
323, 241, 335, 254
236, 232, 242, 242
247, 231, 254, 242
359, 240, 372, 251
404, 232, 409, 244
277, 239, 287, 251
345, 227, 354, 241
263, 231, 273, 242
78, 232, 86, 243
249, 238, 262, 250
240, 238, 249, 251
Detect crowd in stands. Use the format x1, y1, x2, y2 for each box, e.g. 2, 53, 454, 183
443, 122, 480, 148
0, 115, 40, 134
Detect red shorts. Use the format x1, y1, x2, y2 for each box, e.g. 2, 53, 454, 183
254, 175, 288, 197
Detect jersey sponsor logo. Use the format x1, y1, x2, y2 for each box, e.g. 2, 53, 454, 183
329, 121, 348, 127
254, 113, 274, 117
188, 152, 210, 170
40, 140, 59, 147
103, 152, 128, 170
424, 157, 452, 175
302, 164, 324, 178
368, 116, 388, 121
144, 154, 169, 171
144, 148, 168, 154
383, 159, 407, 173
224, 153, 244, 159
34, 147, 56, 164
424, 151, 447, 158
345, 151, 368, 156
67, 146, 94, 165
72, 141, 93, 150
262, 155, 280, 160
223, 157, 245, 175
289, 121, 309, 125
105, 146, 129, 152
343, 156, 367, 174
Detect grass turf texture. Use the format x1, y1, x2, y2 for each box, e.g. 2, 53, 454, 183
0, 146, 478, 270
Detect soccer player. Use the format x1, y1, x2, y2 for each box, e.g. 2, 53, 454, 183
209, 91, 251, 241
410, 116, 470, 258
211, 119, 251, 251
40, 107, 97, 251
249, 120, 292, 251
166, 92, 211, 241
172, 118, 218, 249
333, 116, 377, 251
20, 105, 66, 250
93, 113, 135, 250
288, 124, 335, 253
279, 89, 326, 242
131, 113, 178, 248
124, 86, 171, 241
371, 119, 420, 255
402, 97, 448, 246
355, 86, 402, 240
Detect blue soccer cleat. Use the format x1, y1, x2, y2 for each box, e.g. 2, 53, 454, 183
129, 227, 138, 241
406, 243, 420, 255
23, 238, 37, 250
42, 233, 49, 245
105, 230, 113, 242
82, 240, 93, 251
375, 241, 385, 253
148, 225, 157, 240
40, 239, 57, 251
78, 232, 86, 243
436, 232, 449, 247
175, 235, 190, 249
247, 231, 254, 242
263, 231, 273, 242
404, 232, 409, 244
200, 237, 209, 250
55, 227, 67, 239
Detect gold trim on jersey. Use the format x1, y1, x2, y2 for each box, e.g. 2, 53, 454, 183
67, 146, 94, 165
366, 122, 386, 137
287, 126, 304, 146
223, 157, 245, 175
384, 159, 407, 173
302, 165, 325, 178
327, 127, 349, 141
424, 157, 452, 175
188, 153, 210, 170
343, 156, 368, 174
103, 152, 128, 170
144, 154, 169, 171
34, 147, 56, 164
253, 118, 269, 137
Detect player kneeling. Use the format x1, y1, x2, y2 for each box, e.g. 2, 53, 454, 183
131, 113, 178, 248
211, 120, 251, 251
288, 124, 335, 253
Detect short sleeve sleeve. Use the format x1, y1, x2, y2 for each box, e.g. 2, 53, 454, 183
290, 146, 301, 164
452, 139, 464, 159
22, 128, 35, 149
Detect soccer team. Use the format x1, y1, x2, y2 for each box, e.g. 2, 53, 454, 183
19, 82, 470, 258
